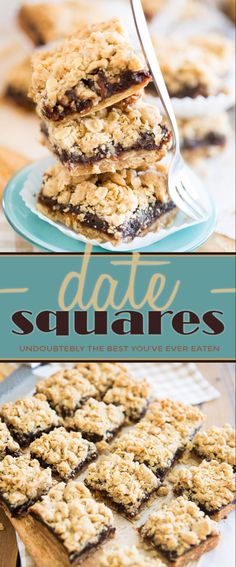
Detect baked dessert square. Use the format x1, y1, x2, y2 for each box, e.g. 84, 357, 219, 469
99, 545, 165, 567
103, 373, 151, 422
172, 459, 236, 520
4, 57, 34, 111
0, 397, 60, 447
141, 399, 204, 445
0, 454, 53, 517
37, 163, 176, 245
85, 453, 160, 517
18, 1, 105, 46
30, 426, 97, 480
153, 34, 233, 98
142, 0, 165, 20
111, 424, 182, 478
192, 423, 236, 470
64, 398, 125, 443
0, 419, 21, 460
30, 481, 115, 564
73, 362, 128, 399
35, 368, 96, 416
40, 101, 171, 175
139, 496, 220, 567
178, 113, 231, 160
31, 19, 151, 120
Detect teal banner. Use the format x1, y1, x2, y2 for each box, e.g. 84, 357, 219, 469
0, 250, 235, 361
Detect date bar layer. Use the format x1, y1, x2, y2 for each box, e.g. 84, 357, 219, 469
64, 398, 125, 443
30, 481, 115, 564
192, 423, 236, 470
38, 164, 176, 245
31, 19, 151, 120
35, 369, 96, 416
139, 496, 220, 567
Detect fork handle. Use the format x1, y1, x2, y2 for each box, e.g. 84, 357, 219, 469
130, 0, 180, 151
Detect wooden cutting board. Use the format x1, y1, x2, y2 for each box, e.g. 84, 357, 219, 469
0, 145, 235, 252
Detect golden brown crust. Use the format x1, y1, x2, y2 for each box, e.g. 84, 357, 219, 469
35, 369, 96, 415
164, 534, 220, 567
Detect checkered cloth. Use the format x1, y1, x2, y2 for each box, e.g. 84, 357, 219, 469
16, 362, 219, 567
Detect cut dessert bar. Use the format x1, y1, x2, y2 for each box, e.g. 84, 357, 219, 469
4, 57, 34, 111
31, 19, 151, 120
30, 481, 115, 564
139, 496, 220, 567
103, 373, 151, 422
0, 419, 20, 460
18, 1, 105, 46
141, 399, 204, 445
178, 113, 231, 159
73, 362, 128, 399
0, 397, 60, 447
64, 398, 125, 443
99, 545, 165, 567
111, 425, 182, 478
0, 454, 52, 517
142, 0, 165, 20
30, 426, 97, 480
40, 101, 171, 175
153, 34, 233, 98
37, 163, 176, 244
35, 368, 96, 416
192, 423, 236, 469
172, 459, 236, 520
85, 454, 160, 517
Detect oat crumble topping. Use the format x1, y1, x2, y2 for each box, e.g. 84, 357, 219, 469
193, 423, 236, 468
5, 57, 33, 97
86, 453, 159, 516
64, 398, 125, 442
99, 545, 165, 566
0, 397, 60, 445
74, 363, 128, 398
178, 112, 231, 147
172, 459, 236, 513
0, 419, 20, 459
103, 373, 151, 422
36, 369, 96, 415
142, 399, 204, 444
31, 481, 114, 557
31, 19, 150, 118
140, 496, 219, 558
30, 426, 97, 480
0, 454, 52, 510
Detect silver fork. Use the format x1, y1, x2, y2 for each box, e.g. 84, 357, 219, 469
130, 0, 211, 221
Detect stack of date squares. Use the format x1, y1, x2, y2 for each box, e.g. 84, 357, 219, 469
30, 18, 176, 246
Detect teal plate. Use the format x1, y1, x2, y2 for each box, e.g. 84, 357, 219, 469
3, 163, 217, 253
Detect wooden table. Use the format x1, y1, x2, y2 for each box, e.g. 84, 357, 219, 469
0, 363, 234, 567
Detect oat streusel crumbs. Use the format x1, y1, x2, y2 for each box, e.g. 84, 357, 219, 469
74, 363, 128, 398
112, 425, 181, 475
140, 496, 219, 558
64, 398, 125, 442
31, 481, 115, 560
85, 454, 160, 517
103, 373, 151, 422
36, 369, 96, 415
0, 397, 60, 447
18, 1, 105, 46
30, 426, 97, 480
178, 112, 231, 154
0, 419, 20, 460
142, 399, 204, 444
193, 424, 236, 468
31, 18, 151, 119
39, 162, 171, 232
5, 57, 34, 110
0, 454, 52, 514
172, 459, 236, 514
153, 34, 233, 97
99, 545, 165, 566
40, 101, 170, 174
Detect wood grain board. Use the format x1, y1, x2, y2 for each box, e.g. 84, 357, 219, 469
0, 363, 235, 567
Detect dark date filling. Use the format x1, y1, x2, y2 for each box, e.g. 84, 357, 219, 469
42, 69, 151, 121
67, 424, 123, 444
84, 483, 158, 518
0, 489, 51, 518
31, 446, 97, 481
174, 490, 236, 517
41, 123, 171, 166
139, 532, 216, 562
147, 82, 210, 99
31, 511, 116, 564
182, 132, 226, 151
3, 424, 58, 448
5, 86, 35, 110
36, 395, 92, 418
